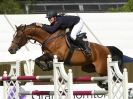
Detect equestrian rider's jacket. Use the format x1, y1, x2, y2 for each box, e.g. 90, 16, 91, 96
42, 15, 80, 33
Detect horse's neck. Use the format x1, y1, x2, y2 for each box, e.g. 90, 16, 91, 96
27, 26, 65, 45
27, 27, 50, 43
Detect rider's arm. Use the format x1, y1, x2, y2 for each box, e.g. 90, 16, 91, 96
42, 21, 61, 33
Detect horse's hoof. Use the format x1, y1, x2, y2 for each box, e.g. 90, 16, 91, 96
42, 66, 53, 71
37, 64, 48, 71
48, 61, 53, 69
42, 68, 49, 71
97, 81, 108, 90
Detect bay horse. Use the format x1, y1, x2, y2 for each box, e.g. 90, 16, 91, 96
8, 23, 123, 89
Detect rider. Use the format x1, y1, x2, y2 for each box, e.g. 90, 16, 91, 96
36, 10, 91, 56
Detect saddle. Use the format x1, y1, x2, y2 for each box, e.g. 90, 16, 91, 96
65, 32, 87, 51
65, 32, 91, 64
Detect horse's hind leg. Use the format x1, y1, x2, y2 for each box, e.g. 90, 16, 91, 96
94, 62, 108, 90
82, 63, 108, 90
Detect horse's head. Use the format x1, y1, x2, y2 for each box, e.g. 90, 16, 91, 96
8, 23, 52, 54
8, 24, 29, 54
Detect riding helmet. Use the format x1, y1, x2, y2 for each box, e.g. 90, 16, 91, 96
46, 10, 57, 18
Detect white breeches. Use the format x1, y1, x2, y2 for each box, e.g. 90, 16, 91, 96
70, 19, 83, 40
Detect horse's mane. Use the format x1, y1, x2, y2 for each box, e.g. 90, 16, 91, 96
29, 23, 37, 26
16, 23, 42, 31
18, 23, 37, 27
17, 23, 66, 36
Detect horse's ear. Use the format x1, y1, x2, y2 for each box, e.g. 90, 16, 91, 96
21, 24, 25, 26
24, 24, 26, 27
21, 24, 26, 28
15, 25, 17, 29
31, 23, 36, 26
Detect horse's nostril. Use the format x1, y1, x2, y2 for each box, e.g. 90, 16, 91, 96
8, 48, 11, 52
8, 48, 12, 53
8, 48, 16, 54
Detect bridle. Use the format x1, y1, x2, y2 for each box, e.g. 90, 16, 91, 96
11, 25, 28, 49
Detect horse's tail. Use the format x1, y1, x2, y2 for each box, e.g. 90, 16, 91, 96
107, 46, 123, 73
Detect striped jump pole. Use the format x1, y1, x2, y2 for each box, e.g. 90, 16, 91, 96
73, 75, 107, 82
20, 90, 107, 95
20, 90, 54, 95
0, 74, 53, 82
1, 75, 106, 82
73, 90, 108, 95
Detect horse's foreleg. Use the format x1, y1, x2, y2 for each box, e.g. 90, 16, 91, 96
35, 54, 53, 71
35, 55, 48, 71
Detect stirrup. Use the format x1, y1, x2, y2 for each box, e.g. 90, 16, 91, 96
86, 51, 91, 56
77, 33, 87, 38
85, 48, 92, 56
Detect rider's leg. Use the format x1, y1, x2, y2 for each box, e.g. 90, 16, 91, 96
70, 19, 83, 40
70, 19, 91, 55
76, 33, 91, 55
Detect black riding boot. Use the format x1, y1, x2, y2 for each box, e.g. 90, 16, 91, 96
75, 34, 91, 56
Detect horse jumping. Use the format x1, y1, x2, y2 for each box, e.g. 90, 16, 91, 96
8, 23, 123, 88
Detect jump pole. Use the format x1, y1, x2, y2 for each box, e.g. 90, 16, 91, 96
1, 75, 106, 82
19, 90, 107, 95
0, 75, 53, 81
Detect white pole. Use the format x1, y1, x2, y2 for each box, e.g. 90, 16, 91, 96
53, 55, 59, 99
112, 62, 123, 79
68, 69, 73, 99
58, 62, 68, 81
16, 60, 20, 99
3, 71, 8, 99
76, 13, 102, 44
24, 60, 34, 85
54, 55, 72, 99
123, 68, 128, 99
107, 55, 113, 99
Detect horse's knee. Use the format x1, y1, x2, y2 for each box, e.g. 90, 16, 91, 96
35, 58, 39, 64
35, 58, 38, 62
35, 57, 42, 65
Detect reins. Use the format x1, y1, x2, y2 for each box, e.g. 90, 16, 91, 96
42, 32, 66, 47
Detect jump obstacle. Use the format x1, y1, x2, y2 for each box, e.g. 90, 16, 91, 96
2, 55, 128, 99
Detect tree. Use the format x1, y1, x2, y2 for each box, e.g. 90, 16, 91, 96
0, 0, 24, 14
110, 0, 133, 12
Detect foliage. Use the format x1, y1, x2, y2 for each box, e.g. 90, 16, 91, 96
110, 0, 133, 12
0, 0, 24, 14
